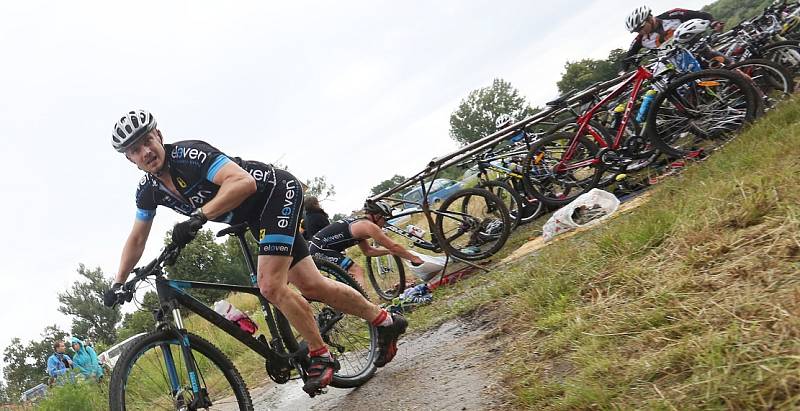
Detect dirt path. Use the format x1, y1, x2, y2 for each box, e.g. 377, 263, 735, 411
242, 312, 509, 410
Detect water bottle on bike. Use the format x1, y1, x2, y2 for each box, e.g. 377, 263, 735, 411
636, 89, 658, 123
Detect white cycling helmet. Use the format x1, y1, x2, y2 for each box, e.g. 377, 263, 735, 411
112, 109, 157, 153
626, 6, 652, 33
673, 19, 711, 44
495, 114, 515, 129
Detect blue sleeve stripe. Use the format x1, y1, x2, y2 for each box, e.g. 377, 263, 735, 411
259, 234, 295, 245
206, 156, 232, 182
136, 208, 156, 221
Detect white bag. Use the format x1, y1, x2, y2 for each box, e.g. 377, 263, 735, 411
405, 250, 447, 281
542, 189, 620, 242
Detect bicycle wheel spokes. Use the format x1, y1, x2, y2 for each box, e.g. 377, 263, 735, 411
480, 180, 522, 230
522, 124, 601, 207
367, 254, 405, 301
308, 263, 377, 386
648, 69, 757, 157
433, 188, 510, 260
121, 338, 246, 410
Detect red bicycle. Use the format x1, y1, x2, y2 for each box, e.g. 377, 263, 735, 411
522, 56, 759, 207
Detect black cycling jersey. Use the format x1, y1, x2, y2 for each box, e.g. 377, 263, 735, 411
625, 8, 716, 59
135, 140, 275, 224
133, 140, 308, 262
308, 216, 365, 270
309, 217, 366, 253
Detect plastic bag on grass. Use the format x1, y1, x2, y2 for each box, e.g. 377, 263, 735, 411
405, 250, 447, 281
542, 188, 620, 242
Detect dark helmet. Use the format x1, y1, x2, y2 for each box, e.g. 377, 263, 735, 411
363, 200, 393, 217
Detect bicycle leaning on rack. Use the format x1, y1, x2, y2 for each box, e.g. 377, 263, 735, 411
107, 222, 377, 410
364, 183, 511, 301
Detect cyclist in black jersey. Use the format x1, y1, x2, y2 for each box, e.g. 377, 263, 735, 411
309, 202, 424, 287
103, 110, 408, 396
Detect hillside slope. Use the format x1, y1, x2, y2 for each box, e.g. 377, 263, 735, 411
408, 98, 800, 410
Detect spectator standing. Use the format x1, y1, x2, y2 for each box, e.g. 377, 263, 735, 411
46, 340, 74, 385
70, 337, 104, 381
302, 196, 331, 240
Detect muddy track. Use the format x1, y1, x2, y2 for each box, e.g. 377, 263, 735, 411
241, 310, 510, 410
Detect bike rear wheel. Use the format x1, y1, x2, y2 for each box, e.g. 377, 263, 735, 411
279, 258, 378, 388
365, 252, 406, 301
478, 179, 522, 231
433, 187, 511, 260
108, 331, 253, 411
521, 120, 604, 207
728, 59, 794, 111
645, 68, 758, 158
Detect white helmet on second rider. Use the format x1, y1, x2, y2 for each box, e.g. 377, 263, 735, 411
112, 109, 157, 153
673, 19, 711, 44
626, 6, 652, 33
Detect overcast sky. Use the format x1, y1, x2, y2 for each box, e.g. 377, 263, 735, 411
0, 0, 709, 371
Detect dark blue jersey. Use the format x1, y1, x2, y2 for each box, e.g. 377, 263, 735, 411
134, 140, 276, 224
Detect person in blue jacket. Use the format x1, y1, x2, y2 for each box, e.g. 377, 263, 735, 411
70, 337, 104, 381
46, 340, 74, 385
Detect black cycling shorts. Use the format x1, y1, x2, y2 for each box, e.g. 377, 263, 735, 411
309, 245, 355, 271
251, 168, 309, 266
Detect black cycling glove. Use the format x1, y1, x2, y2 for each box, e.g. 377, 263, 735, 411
171, 212, 207, 247
103, 283, 124, 308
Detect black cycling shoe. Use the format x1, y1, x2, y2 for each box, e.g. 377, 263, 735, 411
374, 313, 408, 367
302, 354, 338, 397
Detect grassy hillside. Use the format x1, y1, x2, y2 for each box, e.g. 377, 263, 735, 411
408, 98, 800, 409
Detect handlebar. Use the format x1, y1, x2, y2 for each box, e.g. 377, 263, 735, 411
117, 242, 184, 306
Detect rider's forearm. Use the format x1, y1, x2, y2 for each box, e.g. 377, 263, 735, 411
363, 247, 391, 257
199, 175, 256, 220
386, 244, 423, 264
116, 235, 147, 284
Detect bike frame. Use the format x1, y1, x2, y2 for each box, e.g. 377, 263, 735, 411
128, 225, 301, 403
556, 65, 654, 173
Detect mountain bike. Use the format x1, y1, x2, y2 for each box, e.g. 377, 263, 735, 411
461, 146, 545, 230
522, 56, 759, 207
107, 222, 377, 410
364, 185, 511, 298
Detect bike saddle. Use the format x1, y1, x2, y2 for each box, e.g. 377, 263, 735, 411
216, 222, 249, 237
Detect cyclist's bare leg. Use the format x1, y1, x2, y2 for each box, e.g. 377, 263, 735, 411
288, 256, 381, 321
257, 254, 325, 351
347, 262, 366, 288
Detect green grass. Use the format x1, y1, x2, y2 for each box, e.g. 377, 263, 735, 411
403, 98, 800, 409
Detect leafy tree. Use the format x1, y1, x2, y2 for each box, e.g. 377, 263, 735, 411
0, 379, 9, 403
57, 265, 121, 346
556, 48, 626, 94
330, 212, 348, 221
702, 0, 771, 26
449, 78, 535, 146
2, 325, 68, 401
164, 229, 247, 304
304, 176, 335, 201
222, 234, 258, 285
370, 175, 407, 196
116, 291, 159, 341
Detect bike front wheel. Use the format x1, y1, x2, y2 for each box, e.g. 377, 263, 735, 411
365, 252, 406, 301
433, 187, 511, 261
108, 330, 253, 411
